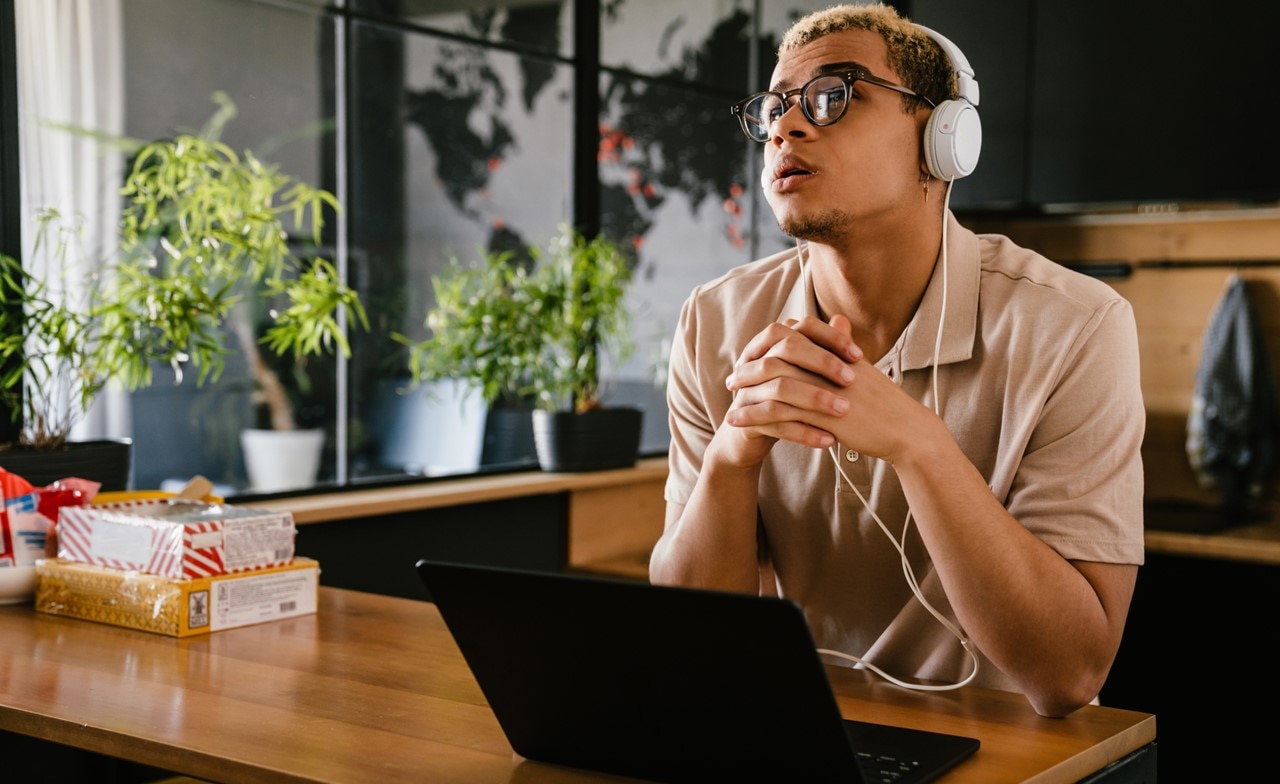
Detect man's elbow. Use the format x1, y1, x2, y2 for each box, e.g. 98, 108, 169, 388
647, 546, 674, 585
1024, 667, 1110, 718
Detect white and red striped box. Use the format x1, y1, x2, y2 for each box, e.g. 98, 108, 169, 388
56, 499, 296, 579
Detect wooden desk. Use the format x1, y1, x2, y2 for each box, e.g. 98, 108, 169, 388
0, 587, 1154, 784
1144, 518, 1280, 565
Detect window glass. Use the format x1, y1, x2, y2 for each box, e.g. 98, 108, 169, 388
600, 0, 752, 92
9, 0, 806, 496
108, 0, 335, 495
350, 0, 572, 58
597, 70, 758, 457
346, 17, 575, 481
596, 3, 784, 456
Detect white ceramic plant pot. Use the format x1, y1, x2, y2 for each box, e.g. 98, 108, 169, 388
240, 428, 325, 493
377, 378, 487, 476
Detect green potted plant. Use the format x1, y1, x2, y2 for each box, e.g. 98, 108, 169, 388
394, 245, 544, 469
0, 92, 367, 491
524, 226, 641, 472
398, 224, 641, 473
0, 210, 135, 489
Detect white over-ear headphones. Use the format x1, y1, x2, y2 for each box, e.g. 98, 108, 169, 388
916, 25, 981, 182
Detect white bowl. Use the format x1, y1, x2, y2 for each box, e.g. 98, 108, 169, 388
0, 565, 37, 605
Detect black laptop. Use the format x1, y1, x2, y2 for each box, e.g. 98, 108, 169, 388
415, 559, 979, 783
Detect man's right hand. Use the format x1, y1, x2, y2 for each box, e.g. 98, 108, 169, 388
718, 315, 861, 461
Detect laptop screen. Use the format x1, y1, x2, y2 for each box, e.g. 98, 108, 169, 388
416, 559, 978, 783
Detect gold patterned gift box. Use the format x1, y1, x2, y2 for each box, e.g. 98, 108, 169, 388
34, 557, 319, 637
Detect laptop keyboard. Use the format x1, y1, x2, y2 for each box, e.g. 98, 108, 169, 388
856, 750, 925, 783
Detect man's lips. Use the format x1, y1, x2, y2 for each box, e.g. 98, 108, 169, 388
770, 155, 817, 190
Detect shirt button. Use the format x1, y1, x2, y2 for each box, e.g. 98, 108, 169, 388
845, 449, 860, 463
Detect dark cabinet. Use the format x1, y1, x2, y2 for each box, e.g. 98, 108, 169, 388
912, 0, 1031, 211
912, 0, 1280, 212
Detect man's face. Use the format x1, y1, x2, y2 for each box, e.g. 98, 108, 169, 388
761, 29, 928, 242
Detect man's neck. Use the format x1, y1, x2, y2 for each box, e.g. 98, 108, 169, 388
804, 215, 943, 362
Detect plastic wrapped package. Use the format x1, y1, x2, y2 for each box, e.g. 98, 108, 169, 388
35, 557, 320, 636
57, 499, 297, 578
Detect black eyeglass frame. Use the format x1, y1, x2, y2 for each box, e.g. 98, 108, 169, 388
730, 67, 936, 142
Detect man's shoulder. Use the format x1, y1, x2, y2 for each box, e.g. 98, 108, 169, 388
689, 245, 800, 300
974, 230, 1125, 310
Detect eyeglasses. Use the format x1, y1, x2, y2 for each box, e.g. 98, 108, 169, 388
730, 68, 935, 142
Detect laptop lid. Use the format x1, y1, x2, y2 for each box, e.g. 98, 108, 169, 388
416, 559, 979, 784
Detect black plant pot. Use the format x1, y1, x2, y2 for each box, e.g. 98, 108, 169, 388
532, 407, 643, 473
0, 438, 133, 491
481, 406, 539, 467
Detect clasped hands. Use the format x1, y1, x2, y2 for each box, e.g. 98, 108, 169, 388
721, 314, 928, 467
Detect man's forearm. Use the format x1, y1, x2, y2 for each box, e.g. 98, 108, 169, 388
649, 450, 764, 593
893, 429, 1130, 716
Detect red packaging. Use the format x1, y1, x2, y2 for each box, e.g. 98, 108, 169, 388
1, 469, 99, 567
0, 468, 35, 566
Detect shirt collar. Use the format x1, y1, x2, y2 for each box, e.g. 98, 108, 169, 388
898, 212, 979, 372
776, 213, 979, 371
779, 244, 813, 321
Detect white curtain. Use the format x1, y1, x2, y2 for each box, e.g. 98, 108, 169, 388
15, 0, 128, 441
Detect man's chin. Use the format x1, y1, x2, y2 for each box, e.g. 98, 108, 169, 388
779, 214, 845, 245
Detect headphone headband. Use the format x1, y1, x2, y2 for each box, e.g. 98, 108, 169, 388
914, 25, 980, 107
914, 24, 982, 182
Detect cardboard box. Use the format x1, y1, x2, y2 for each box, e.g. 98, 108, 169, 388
34, 557, 319, 637
57, 499, 296, 579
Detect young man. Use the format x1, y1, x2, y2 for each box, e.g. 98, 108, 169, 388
648, 3, 1144, 718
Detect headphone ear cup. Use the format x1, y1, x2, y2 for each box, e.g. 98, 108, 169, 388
923, 99, 982, 181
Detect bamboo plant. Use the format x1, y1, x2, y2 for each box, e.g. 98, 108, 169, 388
0, 92, 367, 449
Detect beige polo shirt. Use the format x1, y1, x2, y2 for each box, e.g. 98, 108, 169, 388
664, 213, 1145, 693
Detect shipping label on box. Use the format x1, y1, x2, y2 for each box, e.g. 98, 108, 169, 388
56, 499, 296, 578
34, 557, 319, 637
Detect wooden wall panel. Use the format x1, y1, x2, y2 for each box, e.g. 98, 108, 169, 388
968, 209, 1280, 513
567, 480, 666, 579
965, 208, 1280, 264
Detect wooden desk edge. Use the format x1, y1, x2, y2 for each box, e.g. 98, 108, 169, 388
1029, 713, 1157, 784
250, 456, 669, 524
0, 711, 250, 783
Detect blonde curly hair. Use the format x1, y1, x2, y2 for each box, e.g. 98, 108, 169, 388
778, 3, 954, 109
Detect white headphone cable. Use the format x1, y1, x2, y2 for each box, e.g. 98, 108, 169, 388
801, 179, 979, 691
